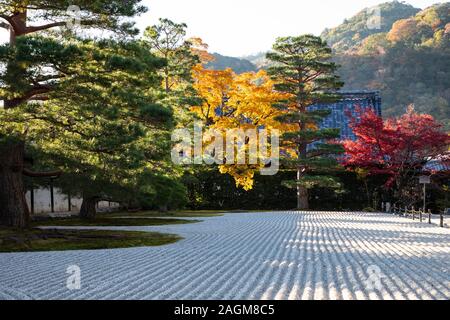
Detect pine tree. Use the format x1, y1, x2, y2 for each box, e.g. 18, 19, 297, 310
266, 35, 345, 210
20, 39, 174, 219
0, 1, 166, 227
143, 18, 199, 95
143, 18, 203, 130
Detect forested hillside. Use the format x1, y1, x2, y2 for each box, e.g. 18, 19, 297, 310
205, 53, 257, 74
321, 1, 421, 53
323, 2, 450, 127
207, 2, 450, 128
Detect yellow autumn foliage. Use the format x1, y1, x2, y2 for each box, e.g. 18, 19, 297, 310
191, 64, 292, 190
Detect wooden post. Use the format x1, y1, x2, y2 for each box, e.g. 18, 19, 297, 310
440, 210, 444, 228
423, 183, 426, 213
428, 209, 432, 224
68, 191, 72, 212
30, 184, 34, 215
412, 206, 415, 220
419, 208, 423, 222
50, 178, 55, 213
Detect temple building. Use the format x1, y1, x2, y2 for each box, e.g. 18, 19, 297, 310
309, 91, 382, 141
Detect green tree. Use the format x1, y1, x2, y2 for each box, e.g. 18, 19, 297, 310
0, 0, 154, 227
267, 35, 344, 210
142, 18, 208, 207
143, 18, 199, 94
19, 39, 174, 219
143, 18, 203, 131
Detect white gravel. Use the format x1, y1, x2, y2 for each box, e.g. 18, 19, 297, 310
0, 211, 449, 300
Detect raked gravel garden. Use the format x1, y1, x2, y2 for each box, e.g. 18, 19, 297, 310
0, 211, 449, 300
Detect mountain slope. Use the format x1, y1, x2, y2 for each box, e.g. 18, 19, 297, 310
203, 1, 450, 128
325, 2, 450, 128
241, 52, 270, 69
321, 1, 420, 53
205, 53, 257, 74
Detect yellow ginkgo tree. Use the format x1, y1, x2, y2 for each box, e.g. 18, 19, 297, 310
191, 64, 290, 190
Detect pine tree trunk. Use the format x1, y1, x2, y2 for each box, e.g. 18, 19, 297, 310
296, 168, 309, 210
80, 197, 97, 220
0, 11, 31, 228
0, 141, 30, 228
297, 187, 309, 210
164, 65, 170, 94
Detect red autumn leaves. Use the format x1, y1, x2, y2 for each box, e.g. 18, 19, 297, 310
342, 106, 449, 188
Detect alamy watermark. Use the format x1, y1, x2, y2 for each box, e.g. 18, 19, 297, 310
171, 122, 280, 175
365, 265, 386, 291
367, 7, 382, 30
66, 265, 81, 290
66, 5, 81, 30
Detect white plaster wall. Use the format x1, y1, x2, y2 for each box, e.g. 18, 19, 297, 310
26, 187, 119, 215
98, 201, 117, 209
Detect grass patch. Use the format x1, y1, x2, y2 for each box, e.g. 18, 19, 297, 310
33, 217, 199, 227
0, 227, 181, 253
104, 210, 226, 218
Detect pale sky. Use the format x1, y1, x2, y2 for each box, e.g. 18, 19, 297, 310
0, 0, 443, 57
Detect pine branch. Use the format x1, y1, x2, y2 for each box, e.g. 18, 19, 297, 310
3, 85, 52, 108
23, 168, 62, 178
26, 21, 66, 33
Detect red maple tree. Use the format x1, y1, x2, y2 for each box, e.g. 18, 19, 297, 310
342, 106, 449, 203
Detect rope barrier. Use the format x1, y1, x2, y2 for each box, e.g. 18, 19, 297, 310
383, 202, 446, 228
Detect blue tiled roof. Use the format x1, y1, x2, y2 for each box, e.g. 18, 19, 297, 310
423, 156, 450, 173
307, 91, 382, 148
